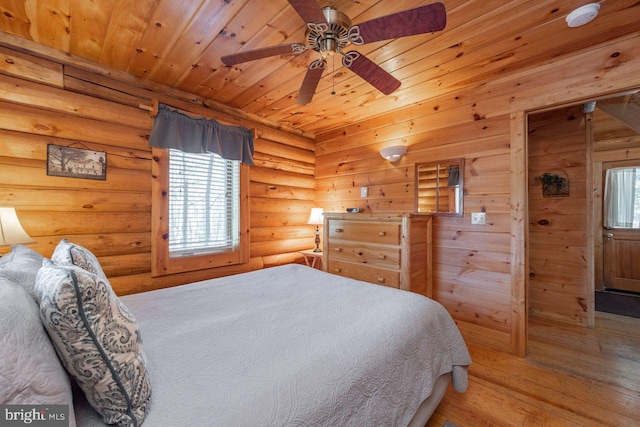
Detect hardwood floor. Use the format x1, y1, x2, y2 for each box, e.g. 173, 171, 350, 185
428, 312, 640, 426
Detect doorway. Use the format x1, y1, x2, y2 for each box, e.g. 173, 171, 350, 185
526, 92, 640, 330
591, 93, 640, 319
527, 104, 592, 327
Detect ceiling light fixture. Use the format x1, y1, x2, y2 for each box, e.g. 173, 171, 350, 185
380, 146, 408, 162
566, 3, 600, 28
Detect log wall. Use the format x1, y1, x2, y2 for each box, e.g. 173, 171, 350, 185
0, 45, 316, 295
315, 33, 640, 354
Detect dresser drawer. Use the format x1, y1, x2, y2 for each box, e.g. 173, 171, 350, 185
328, 260, 400, 289
328, 242, 400, 268
328, 220, 401, 245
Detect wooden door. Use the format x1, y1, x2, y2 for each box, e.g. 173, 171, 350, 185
603, 161, 640, 293
603, 228, 640, 292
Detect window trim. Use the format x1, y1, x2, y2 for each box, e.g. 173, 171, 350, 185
151, 147, 250, 277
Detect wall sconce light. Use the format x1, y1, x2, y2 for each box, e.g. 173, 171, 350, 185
380, 146, 407, 162
0, 207, 35, 246
307, 207, 324, 252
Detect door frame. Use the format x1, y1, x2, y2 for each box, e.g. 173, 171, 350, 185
510, 85, 640, 356
523, 105, 596, 329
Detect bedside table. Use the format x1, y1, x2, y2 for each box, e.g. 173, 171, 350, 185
300, 249, 323, 269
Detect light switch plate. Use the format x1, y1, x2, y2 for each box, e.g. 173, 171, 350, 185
471, 212, 486, 225
360, 187, 368, 197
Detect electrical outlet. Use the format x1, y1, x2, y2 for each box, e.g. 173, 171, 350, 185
360, 187, 368, 198
471, 212, 486, 225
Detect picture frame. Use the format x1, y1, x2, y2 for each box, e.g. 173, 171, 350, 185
47, 144, 107, 181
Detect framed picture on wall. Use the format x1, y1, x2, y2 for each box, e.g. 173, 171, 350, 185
46, 144, 107, 181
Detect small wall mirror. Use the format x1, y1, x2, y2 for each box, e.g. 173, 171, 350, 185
415, 158, 464, 216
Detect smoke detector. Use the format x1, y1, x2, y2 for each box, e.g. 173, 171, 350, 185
566, 3, 600, 28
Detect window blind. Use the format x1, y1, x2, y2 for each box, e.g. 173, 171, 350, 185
168, 149, 240, 257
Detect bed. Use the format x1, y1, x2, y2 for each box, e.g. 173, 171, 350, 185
0, 242, 471, 427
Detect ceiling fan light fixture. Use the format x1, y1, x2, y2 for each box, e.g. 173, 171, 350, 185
222, 1, 447, 105
380, 145, 407, 162
566, 3, 600, 28
320, 38, 338, 56
305, 7, 351, 57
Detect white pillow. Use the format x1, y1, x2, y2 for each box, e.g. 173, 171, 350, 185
0, 244, 44, 299
0, 278, 76, 427
36, 260, 151, 427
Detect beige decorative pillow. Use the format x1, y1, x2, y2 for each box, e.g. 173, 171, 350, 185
51, 238, 106, 279
36, 260, 151, 427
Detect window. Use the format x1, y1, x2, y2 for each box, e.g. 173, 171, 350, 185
604, 167, 640, 229
168, 150, 240, 257
151, 147, 249, 277
415, 158, 464, 216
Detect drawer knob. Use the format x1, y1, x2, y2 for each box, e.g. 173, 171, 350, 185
378, 231, 386, 236
334, 247, 343, 252
377, 277, 386, 283
378, 254, 386, 259
334, 268, 341, 273
335, 228, 344, 233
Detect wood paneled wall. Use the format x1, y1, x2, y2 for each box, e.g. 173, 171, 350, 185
315, 33, 640, 354
316, 106, 513, 351
0, 44, 316, 295
527, 106, 589, 326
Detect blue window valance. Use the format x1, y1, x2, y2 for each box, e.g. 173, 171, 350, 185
148, 104, 255, 165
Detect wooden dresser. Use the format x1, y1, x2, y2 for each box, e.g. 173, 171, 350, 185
322, 213, 433, 297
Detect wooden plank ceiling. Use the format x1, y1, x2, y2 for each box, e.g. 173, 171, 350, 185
0, 0, 637, 136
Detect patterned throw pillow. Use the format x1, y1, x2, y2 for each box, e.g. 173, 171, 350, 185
51, 238, 106, 279
35, 260, 151, 427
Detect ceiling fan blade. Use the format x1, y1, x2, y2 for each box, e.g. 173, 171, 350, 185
288, 0, 328, 24
342, 51, 400, 95
296, 59, 326, 105
348, 2, 446, 45
221, 43, 305, 66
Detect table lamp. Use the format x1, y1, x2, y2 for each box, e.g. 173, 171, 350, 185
307, 208, 324, 252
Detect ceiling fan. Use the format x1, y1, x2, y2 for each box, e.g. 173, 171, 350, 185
221, 0, 447, 105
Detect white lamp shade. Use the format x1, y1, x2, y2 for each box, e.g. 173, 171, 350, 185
0, 207, 35, 246
307, 208, 324, 225
380, 145, 408, 162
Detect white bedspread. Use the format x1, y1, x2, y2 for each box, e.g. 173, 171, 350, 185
75, 264, 471, 426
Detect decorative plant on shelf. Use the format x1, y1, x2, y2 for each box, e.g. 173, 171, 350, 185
534, 172, 570, 198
